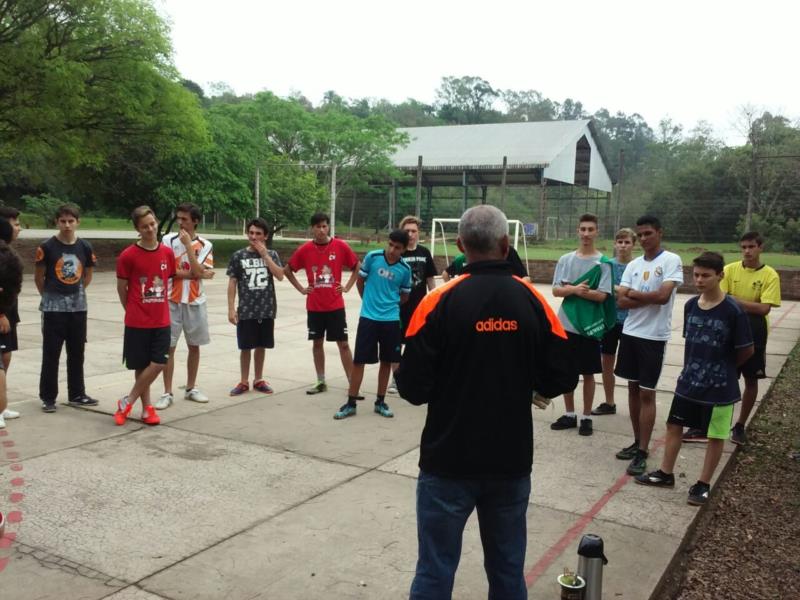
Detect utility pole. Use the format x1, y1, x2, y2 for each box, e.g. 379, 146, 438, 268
254, 167, 260, 218
330, 163, 337, 237
615, 149, 624, 231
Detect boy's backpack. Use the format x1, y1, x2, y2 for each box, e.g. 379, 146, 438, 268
560, 256, 617, 340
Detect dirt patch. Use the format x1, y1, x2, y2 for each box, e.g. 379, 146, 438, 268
654, 343, 800, 599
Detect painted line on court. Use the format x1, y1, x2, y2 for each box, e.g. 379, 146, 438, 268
771, 302, 796, 329
525, 437, 666, 588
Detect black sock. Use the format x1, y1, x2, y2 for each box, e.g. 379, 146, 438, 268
375, 394, 385, 405
347, 396, 358, 406
635, 449, 648, 459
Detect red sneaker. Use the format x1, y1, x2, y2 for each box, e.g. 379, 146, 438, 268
114, 397, 133, 426
142, 405, 160, 426
253, 380, 274, 394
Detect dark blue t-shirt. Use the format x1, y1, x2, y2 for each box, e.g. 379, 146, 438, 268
675, 295, 753, 405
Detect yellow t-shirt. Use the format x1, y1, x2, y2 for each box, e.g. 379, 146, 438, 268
721, 261, 781, 331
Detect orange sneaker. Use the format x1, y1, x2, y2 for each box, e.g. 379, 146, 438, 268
114, 397, 133, 426
142, 405, 160, 426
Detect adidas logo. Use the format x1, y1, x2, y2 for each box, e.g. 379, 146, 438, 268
475, 318, 518, 333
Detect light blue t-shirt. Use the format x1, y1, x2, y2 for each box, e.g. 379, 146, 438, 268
611, 258, 629, 324
359, 250, 412, 322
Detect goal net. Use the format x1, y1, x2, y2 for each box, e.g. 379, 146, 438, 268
430, 217, 530, 265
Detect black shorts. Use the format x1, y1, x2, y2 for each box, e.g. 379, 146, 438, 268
614, 334, 667, 390
307, 309, 348, 342
739, 345, 767, 380
566, 331, 602, 376
666, 395, 734, 440
237, 318, 275, 350
0, 322, 18, 353
123, 326, 170, 370
353, 317, 402, 365
600, 322, 624, 356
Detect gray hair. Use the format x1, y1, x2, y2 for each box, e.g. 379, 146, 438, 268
458, 205, 509, 254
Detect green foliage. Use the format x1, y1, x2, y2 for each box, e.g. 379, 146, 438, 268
20, 193, 68, 224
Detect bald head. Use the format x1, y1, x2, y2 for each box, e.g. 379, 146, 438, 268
457, 205, 510, 261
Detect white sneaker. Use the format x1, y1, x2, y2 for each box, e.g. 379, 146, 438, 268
387, 381, 398, 395
154, 392, 174, 410
0, 414, 5, 429
184, 388, 209, 403
2, 408, 20, 419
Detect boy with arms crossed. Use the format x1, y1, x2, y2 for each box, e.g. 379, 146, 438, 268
615, 215, 683, 475
35, 204, 98, 412
284, 212, 359, 395
157, 203, 215, 409
550, 213, 612, 437
636, 252, 753, 505
227, 218, 284, 396
115, 206, 203, 426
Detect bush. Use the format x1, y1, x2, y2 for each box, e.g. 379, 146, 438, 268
21, 194, 75, 226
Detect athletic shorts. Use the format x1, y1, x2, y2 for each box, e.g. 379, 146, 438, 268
237, 318, 275, 350
307, 309, 348, 342
170, 302, 210, 347
738, 345, 767, 380
123, 326, 171, 370
600, 322, 624, 356
0, 322, 17, 353
667, 395, 734, 440
566, 331, 602, 376
353, 317, 402, 365
614, 334, 667, 390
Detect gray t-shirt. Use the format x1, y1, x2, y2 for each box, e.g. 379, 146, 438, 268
552, 251, 613, 334
226, 248, 281, 320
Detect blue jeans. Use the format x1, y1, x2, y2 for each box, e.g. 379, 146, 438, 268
409, 471, 531, 600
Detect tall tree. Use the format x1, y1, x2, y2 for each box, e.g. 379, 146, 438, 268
435, 76, 502, 124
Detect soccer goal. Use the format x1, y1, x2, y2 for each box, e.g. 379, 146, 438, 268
430, 217, 529, 265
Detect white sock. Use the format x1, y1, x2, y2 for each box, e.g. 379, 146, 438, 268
565, 412, 576, 418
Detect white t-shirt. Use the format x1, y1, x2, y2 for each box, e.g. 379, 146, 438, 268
620, 250, 683, 341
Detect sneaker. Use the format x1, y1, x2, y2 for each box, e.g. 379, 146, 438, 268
253, 380, 273, 394
730, 423, 747, 446
626, 452, 648, 476
229, 382, 249, 396
68, 395, 99, 407
113, 397, 132, 426
42, 402, 57, 414
374, 402, 394, 418
387, 381, 398, 395
616, 441, 639, 460
550, 415, 578, 430
682, 428, 708, 443
141, 405, 160, 426
1, 408, 20, 419
184, 388, 209, 403
306, 381, 327, 395
687, 481, 710, 506
334, 403, 357, 420
154, 392, 173, 410
635, 469, 675, 487
0, 414, 4, 429
591, 402, 617, 416
578, 418, 593, 436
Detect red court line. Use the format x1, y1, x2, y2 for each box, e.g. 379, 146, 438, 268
771, 302, 796, 329
526, 438, 666, 588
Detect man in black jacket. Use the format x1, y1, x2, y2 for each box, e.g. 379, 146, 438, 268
396, 205, 577, 600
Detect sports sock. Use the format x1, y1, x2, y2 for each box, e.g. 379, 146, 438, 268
316, 374, 325, 383
347, 395, 358, 406
565, 412, 576, 418
376, 394, 385, 405
635, 449, 648, 459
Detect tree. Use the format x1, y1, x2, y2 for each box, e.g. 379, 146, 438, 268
501, 89, 557, 122
435, 76, 502, 124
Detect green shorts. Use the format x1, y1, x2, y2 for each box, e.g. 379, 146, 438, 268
667, 395, 734, 440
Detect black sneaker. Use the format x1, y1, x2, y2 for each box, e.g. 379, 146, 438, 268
550, 415, 578, 430
41, 402, 56, 413
69, 395, 99, 407
578, 418, 593, 436
687, 481, 710, 506
635, 469, 675, 487
682, 428, 708, 443
615, 440, 639, 460
730, 423, 747, 446
626, 451, 648, 476
591, 402, 617, 416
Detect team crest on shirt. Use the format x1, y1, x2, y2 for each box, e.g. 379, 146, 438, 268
643, 271, 650, 281
655, 266, 663, 277
329, 253, 336, 261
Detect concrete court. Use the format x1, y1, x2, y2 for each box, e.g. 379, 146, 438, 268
0, 269, 797, 600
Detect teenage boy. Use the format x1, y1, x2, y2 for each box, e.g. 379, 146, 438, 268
593, 227, 637, 416
0, 221, 22, 430
226, 218, 284, 396
615, 215, 683, 475
387, 215, 436, 394
635, 252, 753, 505
0, 207, 21, 425
115, 206, 204, 426
285, 212, 360, 395
35, 204, 97, 412
334, 230, 412, 420
684, 232, 781, 445
550, 214, 612, 437
156, 203, 215, 409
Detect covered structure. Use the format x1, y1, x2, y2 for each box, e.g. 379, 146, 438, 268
381, 119, 616, 237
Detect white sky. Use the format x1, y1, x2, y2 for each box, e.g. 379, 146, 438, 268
157, 0, 798, 146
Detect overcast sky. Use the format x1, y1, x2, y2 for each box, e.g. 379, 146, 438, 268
157, 0, 798, 146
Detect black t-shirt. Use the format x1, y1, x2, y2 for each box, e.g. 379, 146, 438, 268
36, 237, 96, 295
400, 245, 436, 325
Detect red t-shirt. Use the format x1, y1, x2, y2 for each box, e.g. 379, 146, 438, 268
116, 243, 176, 328
287, 238, 358, 312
